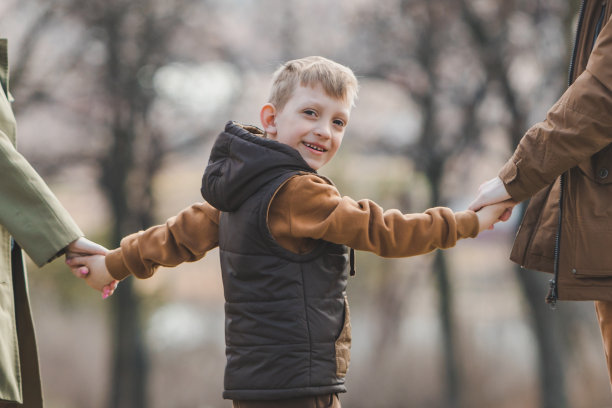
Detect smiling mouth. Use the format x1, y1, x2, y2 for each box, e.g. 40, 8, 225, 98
303, 142, 327, 152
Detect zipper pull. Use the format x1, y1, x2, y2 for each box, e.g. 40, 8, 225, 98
545, 279, 558, 309
349, 248, 356, 276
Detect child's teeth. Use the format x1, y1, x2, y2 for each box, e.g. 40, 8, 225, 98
305, 143, 324, 151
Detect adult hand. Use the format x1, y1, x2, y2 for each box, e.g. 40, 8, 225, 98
66, 237, 108, 258
65, 237, 108, 279
469, 176, 512, 212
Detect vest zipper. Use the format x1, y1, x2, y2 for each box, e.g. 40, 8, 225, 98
547, 0, 587, 306
349, 248, 355, 276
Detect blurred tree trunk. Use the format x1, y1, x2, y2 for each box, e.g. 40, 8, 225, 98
433, 251, 458, 408
358, 2, 467, 403
459, 1, 572, 406
417, 5, 460, 405
100, 100, 156, 408
108, 281, 149, 407
427, 146, 459, 408
422, 85, 460, 408
97, 6, 151, 406
71, 1, 183, 406
515, 263, 568, 408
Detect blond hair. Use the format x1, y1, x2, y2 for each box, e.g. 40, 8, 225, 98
268, 56, 358, 111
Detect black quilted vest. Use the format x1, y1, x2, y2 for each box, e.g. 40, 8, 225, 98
201, 122, 351, 400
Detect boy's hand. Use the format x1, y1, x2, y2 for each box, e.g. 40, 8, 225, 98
65, 237, 116, 297
475, 200, 516, 233
66, 254, 118, 299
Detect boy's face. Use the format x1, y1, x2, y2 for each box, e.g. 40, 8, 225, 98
260, 83, 351, 170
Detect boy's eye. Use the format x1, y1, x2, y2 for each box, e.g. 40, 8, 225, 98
333, 119, 345, 127
303, 109, 316, 116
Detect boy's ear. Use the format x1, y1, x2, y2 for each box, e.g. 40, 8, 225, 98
260, 103, 277, 137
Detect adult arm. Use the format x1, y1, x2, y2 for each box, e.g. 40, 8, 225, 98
496, 15, 612, 203
0, 130, 82, 266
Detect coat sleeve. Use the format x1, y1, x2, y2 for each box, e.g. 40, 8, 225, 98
498, 15, 612, 202
0, 128, 82, 267
278, 175, 479, 257
105, 202, 220, 280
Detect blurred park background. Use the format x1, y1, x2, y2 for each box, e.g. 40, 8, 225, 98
2, 0, 611, 407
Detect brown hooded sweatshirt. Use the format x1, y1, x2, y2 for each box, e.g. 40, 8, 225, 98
105, 174, 479, 280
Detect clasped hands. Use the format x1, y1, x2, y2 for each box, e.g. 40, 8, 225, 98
65, 237, 118, 299
469, 176, 516, 231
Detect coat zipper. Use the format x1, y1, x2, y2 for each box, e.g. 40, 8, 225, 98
567, 0, 587, 87
546, 0, 587, 306
546, 174, 565, 307
592, 2, 607, 50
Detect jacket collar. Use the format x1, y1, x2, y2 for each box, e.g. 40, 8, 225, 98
201, 121, 315, 212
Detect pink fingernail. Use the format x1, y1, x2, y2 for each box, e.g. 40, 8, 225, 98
102, 293, 109, 299
80, 268, 88, 275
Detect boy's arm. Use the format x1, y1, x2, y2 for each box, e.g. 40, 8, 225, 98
105, 202, 220, 280
279, 175, 480, 257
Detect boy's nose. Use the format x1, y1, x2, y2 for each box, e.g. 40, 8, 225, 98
314, 123, 331, 139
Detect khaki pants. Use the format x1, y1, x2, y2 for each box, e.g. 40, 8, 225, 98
232, 394, 341, 408
595, 300, 612, 386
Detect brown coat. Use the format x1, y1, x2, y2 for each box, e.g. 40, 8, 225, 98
105, 174, 479, 280
500, 2, 612, 301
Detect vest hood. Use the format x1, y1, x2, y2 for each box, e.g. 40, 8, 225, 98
201, 121, 315, 212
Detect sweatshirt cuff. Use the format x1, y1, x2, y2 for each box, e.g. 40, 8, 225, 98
455, 210, 479, 239
498, 158, 531, 203
105, 248, 132, 281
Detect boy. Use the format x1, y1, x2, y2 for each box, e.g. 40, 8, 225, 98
69, 56, 512, 407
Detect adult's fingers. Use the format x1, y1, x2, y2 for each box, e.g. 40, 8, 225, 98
468, 196, 485, 212
468, 177, 511, 212
67, 237, 109, 256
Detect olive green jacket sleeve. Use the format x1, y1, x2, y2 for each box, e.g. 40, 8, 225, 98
0, 141, 83, 265
499, 15, 612, 202
0, 53, 82, 266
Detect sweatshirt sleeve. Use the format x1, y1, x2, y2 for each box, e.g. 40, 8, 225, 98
105, 202, 220, 280
499, 15, 612, 202
279, 175, 479, 257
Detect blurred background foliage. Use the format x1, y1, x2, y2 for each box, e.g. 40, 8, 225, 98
1, 0, 610, 407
